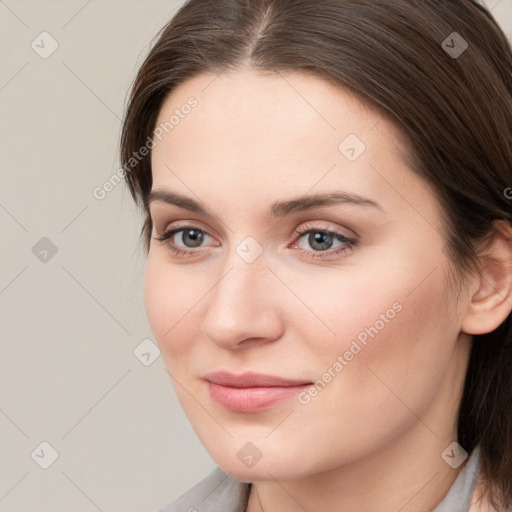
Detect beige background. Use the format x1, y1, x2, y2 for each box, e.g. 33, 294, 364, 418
0, 1, 511, 510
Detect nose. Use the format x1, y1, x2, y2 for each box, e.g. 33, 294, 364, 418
201, 248, 284, 350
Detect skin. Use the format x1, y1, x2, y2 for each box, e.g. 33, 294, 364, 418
145, 68, 512, 512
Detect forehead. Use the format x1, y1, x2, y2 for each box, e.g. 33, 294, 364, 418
149, 69, 417, 207
153, 68, 410, 152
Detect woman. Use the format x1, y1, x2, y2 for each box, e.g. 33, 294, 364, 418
119, 0, 512, 510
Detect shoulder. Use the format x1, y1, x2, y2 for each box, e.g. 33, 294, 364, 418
152, 466, 251, 512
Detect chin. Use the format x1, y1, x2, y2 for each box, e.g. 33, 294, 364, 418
210, 447, 310, 483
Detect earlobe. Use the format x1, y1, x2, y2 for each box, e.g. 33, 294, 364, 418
461, 219, 512, 336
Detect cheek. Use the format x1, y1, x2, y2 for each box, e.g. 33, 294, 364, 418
144, 256, 198, 361
144, 257, 169, 338
278, 268, 458, 465
290, 251, 457, 408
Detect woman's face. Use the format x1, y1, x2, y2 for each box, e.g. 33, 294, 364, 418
145, 69, 473, 481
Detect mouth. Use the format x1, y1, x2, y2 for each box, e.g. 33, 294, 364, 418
203, 371, 314, 413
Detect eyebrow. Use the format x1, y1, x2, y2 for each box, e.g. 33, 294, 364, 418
145, 189, 384, 219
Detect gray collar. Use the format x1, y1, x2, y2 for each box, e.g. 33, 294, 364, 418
431, 445, 481, 512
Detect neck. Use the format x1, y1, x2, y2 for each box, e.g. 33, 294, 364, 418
247, 435, 468, 512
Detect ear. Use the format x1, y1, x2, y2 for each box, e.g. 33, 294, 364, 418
461, 219, 512, 335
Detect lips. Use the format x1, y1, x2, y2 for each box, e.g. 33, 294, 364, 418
203, 371, 314, 413
203, 370, 313, 388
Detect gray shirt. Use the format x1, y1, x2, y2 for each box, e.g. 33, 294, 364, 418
154, 445, 482, 512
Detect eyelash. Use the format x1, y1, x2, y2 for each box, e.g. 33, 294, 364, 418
153, 222, 357, 260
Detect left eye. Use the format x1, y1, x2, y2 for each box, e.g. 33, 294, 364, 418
290, 226, 357, 259
294, 229, 352, 252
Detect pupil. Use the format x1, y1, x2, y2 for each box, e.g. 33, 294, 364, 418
183, 229, 204, 247
310, 232, 332, 251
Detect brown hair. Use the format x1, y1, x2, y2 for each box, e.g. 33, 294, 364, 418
120, 0, 512, 507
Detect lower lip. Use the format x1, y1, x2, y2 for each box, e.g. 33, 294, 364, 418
207, 381, 311, 413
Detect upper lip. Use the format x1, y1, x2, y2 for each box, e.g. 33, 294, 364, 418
203, 371, 313, 388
